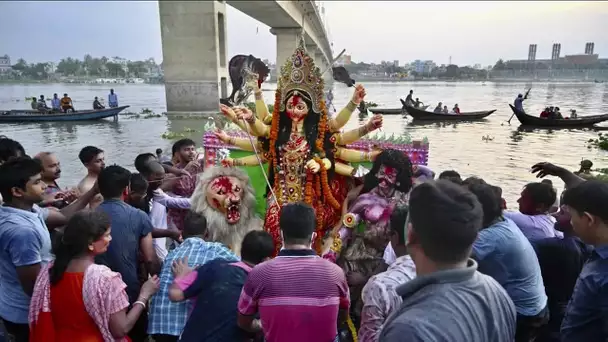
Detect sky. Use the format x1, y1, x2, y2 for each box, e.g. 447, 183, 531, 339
1, 1, 607, 66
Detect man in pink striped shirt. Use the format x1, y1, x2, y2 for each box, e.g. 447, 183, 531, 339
237, 202, 350, 342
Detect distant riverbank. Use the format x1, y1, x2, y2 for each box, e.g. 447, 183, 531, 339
5, 76, 606, 86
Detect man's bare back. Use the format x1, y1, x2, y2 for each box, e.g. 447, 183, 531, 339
78, 175, 103, 209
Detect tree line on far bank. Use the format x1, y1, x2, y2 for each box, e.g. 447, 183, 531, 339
343, 62, 489, 79
3, 54, 161, 81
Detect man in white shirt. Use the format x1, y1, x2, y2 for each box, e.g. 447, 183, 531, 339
141, 161, 189, 260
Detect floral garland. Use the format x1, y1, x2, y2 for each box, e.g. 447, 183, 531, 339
304, 173, 314, 205
269, 89, 282, 202
317, 101, 341, 210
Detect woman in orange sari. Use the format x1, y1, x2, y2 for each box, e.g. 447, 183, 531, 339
29, 211, 160, 342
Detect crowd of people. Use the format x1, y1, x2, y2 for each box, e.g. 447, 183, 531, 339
29, 89, 119, 113
0, 133, 607, 342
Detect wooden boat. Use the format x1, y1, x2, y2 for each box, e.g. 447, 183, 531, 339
369, 105, 428, 115
0, 106, 130, 122
508, 104, 608, 127
405, 105, 496, 121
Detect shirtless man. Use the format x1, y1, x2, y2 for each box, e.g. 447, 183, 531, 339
77, 145, 105, 208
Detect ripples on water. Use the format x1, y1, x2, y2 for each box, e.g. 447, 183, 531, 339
1, 81, 607, 204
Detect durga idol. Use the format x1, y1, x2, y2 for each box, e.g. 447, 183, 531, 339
219, 37, 383, 254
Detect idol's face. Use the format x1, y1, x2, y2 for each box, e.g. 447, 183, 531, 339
286, 95, 309, 122
376, 165, 397, 197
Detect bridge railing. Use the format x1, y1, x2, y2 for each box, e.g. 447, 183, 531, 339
311, 1, 333, 58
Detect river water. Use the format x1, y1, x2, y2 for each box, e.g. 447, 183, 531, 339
1, 81, 607, 204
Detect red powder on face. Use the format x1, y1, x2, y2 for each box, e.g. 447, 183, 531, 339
212, 176, 234, 193
291, 95, 301, 107
384, 166, 397, 177
212, 198, 221, 208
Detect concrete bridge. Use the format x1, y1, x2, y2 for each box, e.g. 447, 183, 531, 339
159, 0, 334, 116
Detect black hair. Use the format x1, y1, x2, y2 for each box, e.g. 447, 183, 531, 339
241, 230, 275, 264
541, 179, 553, 186
50, 211, 110, 285
0, 137, 26, 164
172, 139, 196, 156
279, 202, 316, 243
524, 182, 557, 208
462, 176, 486, 187
438, 170, 462, 185
259, 90, 336, 196
183, 211, 208, 238
467, 183, 503, 228
390, 206, 409, 245
78, 146, 103, 164
156, 148, 162, 155
492, 185, 503, 198
127, 173, 149, 212
98, 165, 131, 199
141, 160, 164, 177
562, 181, 608, 222
0, 157, 42, 202
134, 153, 156, 173
361, 149, 413, 195
409, 180, 482, 264
140, 161, 165, 205
129, 173, 148, 194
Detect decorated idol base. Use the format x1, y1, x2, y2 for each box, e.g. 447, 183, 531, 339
202, 127, 428, 218
202, 130, 429, 169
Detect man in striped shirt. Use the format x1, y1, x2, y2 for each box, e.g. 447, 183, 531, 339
237, 202, 350, 342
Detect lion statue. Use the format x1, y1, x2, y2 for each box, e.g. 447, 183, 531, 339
190, 166, 262, 256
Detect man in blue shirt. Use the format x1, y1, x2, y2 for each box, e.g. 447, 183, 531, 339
95, 165, 159, 342
0, 158, 51, 342
558, 180, 608, 341
108, 88, 118, 108
467, 182, 548, 341
514, 93, 525, 112
0, 157, 101, 342
50, 93, 61, 112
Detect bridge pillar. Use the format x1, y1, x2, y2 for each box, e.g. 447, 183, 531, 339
270, 28, 301, 69
314, 51, 333, 87
159, 1, 228, 116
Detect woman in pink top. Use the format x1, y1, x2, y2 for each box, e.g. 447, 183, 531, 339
29, 211, 160, 342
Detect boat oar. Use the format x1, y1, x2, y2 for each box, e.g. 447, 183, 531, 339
505, 87, 532, 125
506, 113, 516, 125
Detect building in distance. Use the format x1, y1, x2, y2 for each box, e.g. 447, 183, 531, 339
0, 55, 11, 73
